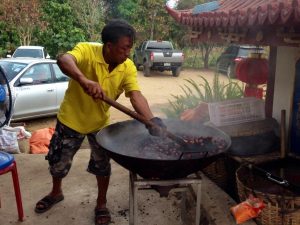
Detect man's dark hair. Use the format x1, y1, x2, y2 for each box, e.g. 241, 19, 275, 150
101, 19, 136, 44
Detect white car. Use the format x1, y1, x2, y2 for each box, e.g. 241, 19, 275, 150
0, 58, 69, 121
7, 46, 50, 59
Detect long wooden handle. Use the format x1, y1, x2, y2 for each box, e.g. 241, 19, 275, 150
102, 95, 153, 126
102, 96, 187, 146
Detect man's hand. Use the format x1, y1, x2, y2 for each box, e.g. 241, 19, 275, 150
79, 77, 104, 100
57, 54, 105, 100
146, 117, 167, 137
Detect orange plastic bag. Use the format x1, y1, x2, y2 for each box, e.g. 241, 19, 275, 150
231, 195, 265, 224
29, 128, 55, 154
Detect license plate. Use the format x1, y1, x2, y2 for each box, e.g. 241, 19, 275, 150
164, 63, 171, 66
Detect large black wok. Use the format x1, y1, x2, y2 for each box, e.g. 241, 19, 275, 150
96, 119, 231, 179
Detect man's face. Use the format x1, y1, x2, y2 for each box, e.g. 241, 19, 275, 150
107, 36, 133, 65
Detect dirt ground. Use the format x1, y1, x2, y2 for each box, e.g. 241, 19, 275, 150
23, 68, 222, 137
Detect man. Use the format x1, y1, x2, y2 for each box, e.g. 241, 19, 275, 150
35, 19, 165, 225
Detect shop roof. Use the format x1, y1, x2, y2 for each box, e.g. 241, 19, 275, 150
166, 0, 300, 46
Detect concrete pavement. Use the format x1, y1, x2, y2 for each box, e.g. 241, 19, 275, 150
0, 149, 257, 225
0, 150, 184, 225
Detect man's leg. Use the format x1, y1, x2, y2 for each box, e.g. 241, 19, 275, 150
87, 132, 111, 225
96, 176, 110, 209
95, 176, 111, 224
35, 120, 85, 213
35, 177, 63, 211
51, 176, 63, 196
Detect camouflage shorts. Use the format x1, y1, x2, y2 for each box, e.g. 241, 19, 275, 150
46, 120, 111, 178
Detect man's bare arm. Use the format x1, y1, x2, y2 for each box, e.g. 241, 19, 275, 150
128, 90, 154, 120
57, 54, 85, 82
57, 54, 104, 99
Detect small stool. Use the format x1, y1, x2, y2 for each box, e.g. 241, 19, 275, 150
0, 151, 24, 221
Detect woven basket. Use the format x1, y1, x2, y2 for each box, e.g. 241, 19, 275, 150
202, 156, 229, 189
236, 166, 300, 225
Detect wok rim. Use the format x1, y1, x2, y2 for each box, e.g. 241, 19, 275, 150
97, 119, 232, 161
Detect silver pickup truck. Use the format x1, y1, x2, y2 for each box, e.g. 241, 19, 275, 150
133, 40, 184, 77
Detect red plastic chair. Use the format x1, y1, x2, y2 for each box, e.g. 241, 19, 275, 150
0, 151, 24, 221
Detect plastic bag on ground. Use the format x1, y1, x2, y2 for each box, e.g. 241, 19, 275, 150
231, 194, 265, 224
0, 129, 20, 154
0, 125, 31, 154
3, 125, 32, 140
29, 127, 55, 154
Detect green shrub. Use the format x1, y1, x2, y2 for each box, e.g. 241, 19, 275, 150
182, 46, 225, 69
0, 48, 6, 58
162, 73, 244, 118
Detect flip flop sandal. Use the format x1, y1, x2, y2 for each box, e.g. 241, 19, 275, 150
35, 194, 64, 213
95, 207, 111, 225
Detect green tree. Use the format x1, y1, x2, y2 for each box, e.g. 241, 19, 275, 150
137, 0, 170, 40
115, 0, 141, 40
105, 0, 172, 43
39, 1, 86, 58
0, 0, 45, 45
117, 0, 139, 22
0, 21, 19, 57
68, 0, 105, 41
102, 0, 123, 19
175, 0, 219, 69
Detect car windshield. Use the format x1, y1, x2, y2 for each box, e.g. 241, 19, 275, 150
147, 42, 173, 50
0, 61, 28, 81
238, 48, 264, 57
13, 49, 43, 58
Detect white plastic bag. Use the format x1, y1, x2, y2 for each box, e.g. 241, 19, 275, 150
0, 129, 20, 154
2, 125, 31, 139
0, 125, 31, 154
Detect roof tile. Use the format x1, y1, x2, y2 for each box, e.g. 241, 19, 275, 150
166, 0, 300, 28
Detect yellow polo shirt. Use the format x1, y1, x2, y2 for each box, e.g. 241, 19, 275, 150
57, 42, 140, 134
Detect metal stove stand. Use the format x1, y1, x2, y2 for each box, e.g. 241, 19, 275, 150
129, 172, 202, 225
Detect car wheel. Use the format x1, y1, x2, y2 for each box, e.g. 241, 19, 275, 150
226, 65, 235, 78
133, 56, 140, 70
143, 65, 150, 77
172, 67, 181, 77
